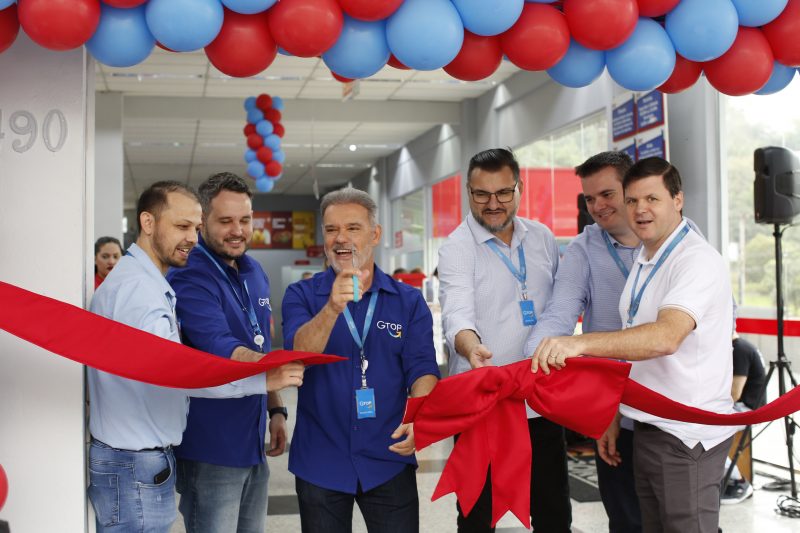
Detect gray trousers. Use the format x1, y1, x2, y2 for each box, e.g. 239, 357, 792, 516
633, 422, 734, 533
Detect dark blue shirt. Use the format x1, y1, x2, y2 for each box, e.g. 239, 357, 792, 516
282, 266, 440, 493
167, 237, 271, 467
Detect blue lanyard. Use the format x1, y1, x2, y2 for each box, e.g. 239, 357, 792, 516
197, 244, 265, 349
486, 240, 528, 298
343, 291, 379, 389
627, 225, 690, 326
602, 231, 631, 278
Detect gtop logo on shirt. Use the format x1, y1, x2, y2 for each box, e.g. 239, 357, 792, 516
258, 297, 271, 310
376, 320, 402, 339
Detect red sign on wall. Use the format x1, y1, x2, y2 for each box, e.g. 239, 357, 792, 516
517, 168, 582, 238
432, 174, 462, 238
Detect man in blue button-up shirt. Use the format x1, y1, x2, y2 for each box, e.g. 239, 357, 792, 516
167, 173, 288, 533
87, 181, 304, 533
282, 187, 440, 533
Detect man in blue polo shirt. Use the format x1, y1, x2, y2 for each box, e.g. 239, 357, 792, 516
168, 173, 289, 533
282, 186, 440, 533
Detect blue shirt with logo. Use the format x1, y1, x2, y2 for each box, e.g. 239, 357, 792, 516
282, 266, 440, 493
167, 236, 271, 467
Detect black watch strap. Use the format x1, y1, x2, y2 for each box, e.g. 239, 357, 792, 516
268, 406, 288, 421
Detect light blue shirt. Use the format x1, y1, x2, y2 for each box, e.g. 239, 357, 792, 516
88, 243, 266, 450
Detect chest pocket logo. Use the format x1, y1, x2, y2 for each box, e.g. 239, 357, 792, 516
376, 320, 402, 339
258, 297, 271, 310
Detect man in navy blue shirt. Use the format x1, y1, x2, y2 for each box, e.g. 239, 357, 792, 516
282, 186, 440, 533
168, 173, 295, 533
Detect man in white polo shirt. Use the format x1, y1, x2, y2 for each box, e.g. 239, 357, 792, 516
531, 157, 736, 533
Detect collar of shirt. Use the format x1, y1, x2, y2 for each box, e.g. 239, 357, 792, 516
635, 218, 688, 266
314, 266, 399, 297
466, 213, 528, 249
127, 242, 175, 303
601, 226, 640, 250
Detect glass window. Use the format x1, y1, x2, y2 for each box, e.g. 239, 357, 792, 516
391, 188, 425, 274
515, 113, 608, 238
725, 82, 800, 318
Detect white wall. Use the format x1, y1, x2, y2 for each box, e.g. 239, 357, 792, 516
0, 35, 92, 532
94, 92, 124, 241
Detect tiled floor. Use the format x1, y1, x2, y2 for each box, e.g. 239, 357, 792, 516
172, 387, 800, 532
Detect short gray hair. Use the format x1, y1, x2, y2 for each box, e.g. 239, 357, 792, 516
320, 187, 377, 227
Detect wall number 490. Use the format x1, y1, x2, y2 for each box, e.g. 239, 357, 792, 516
0, 109, 68, 153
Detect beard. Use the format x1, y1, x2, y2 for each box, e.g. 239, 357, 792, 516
153, 228, 191, 268
471, 204, 518, 233
204, 232, 249, 263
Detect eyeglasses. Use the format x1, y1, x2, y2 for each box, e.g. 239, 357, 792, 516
469, 186, 517, 204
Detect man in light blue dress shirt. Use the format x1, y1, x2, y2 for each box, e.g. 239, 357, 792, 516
87, 181, 304, 533
439, 148, 571, 533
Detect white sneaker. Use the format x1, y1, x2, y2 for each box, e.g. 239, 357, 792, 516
721, 479, 754, 505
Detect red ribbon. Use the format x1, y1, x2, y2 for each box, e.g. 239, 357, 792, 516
403, 357, 800, 528
0, 281, 344, 387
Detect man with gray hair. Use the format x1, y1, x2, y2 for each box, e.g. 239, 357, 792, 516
282, 186, 440, 532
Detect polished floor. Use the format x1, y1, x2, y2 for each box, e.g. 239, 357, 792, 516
171, 387, 800, 533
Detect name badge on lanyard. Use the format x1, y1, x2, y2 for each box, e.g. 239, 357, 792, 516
487, 240, 536, 326
344, 291, 379, 419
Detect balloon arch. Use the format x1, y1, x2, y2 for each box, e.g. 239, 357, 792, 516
1, 0, 799, 96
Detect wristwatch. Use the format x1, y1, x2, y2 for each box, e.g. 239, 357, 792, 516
268, 406, 289, 421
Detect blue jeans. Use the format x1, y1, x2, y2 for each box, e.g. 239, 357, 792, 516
296, 465, 419, 533
88, 439, 177, 533
176, 459, 269, 533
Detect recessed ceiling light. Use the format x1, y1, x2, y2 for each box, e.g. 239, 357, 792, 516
348, 144, 357, 152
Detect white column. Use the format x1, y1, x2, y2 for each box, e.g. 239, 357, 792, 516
0, 35, 93, 531
95, 92, 124, 241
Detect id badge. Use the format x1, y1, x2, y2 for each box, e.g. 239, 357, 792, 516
355, 388, 377, 419
519, 300, 537, 326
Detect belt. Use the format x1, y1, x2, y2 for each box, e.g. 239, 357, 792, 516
633, 421, 661, 432
91, 437, 172, 453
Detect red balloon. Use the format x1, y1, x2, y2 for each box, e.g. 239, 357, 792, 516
265, 160, 283, 177
206, 9, 277, 78
257, 146, 274, 164
156, 41, 178, 53
500, 4, 570, 71
268, 0, 343, 58
247, 134, 264, 149
657, 54, 702, 94
444, 31, 503, 82
256, 94, 273, 111
18, 0, 100, 51
331, 70, 354, 83
564, 0, 638, 51
387, 54, 409, 70
763, 0, 800, 67
0, 4, 20, 55
244, 124, 256, 137
637, 0, 680, 17
103, 0, 147, 7
704, 27, 774, 96
337, 0, 403, 21
0, 463, 7, 512
264, 108, 282, 122
273, 123, 286, 138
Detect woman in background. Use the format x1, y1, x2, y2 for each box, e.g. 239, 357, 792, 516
94, 236, 123, 289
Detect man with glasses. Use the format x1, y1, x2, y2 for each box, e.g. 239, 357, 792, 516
438, 148, 571, 532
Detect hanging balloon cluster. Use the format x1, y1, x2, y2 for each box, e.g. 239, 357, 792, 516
244, 93, 285, 193
1, 0, 800, 96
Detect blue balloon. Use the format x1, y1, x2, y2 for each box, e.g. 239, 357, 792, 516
248, 160, 265, 179
756, 62, 797, 95
323, 16, 390, 79
244, 96, 257, 111
221, 0, 277, 15
272, 150, 286, 163
256, 119, 274, 137
255, 177, 274, 193
387, 0, 464, 71
731, 0, 788, 27
525, 0, 555, 2
666, 0, 738, 62
86, 5, 154, 68
244, 149, 257, 163
607, 18, 676, 92
547, 40, 606, 89
264, 134, 281, 151
247, 109, 264, 124
0, 0, 16, 9
451, 0, 523, 37
145, 0, 223, 52
271, 96, 284, 110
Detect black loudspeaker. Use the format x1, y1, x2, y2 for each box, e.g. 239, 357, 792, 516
577, 193, 594, 233
754, 146, 800, 225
